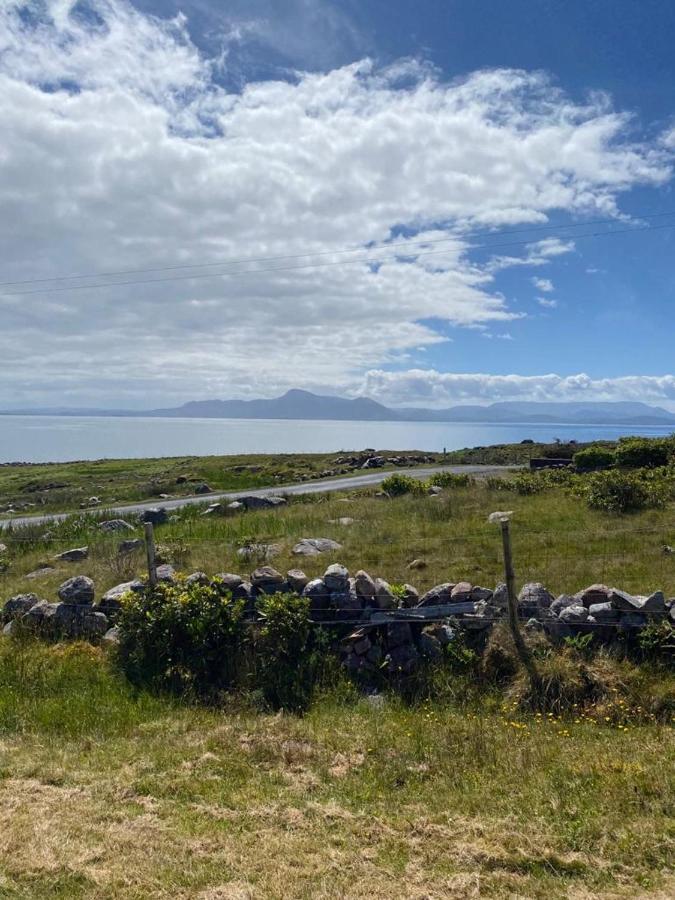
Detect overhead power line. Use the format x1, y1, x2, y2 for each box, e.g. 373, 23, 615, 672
2, 219, 675, 298
1, 208, 675, 290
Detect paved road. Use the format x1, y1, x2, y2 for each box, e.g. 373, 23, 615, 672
0, 464, 515, 530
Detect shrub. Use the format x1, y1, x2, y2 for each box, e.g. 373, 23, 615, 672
615, 437, 673, 469
427, 471, 473, 489
116, 581, 247, 697
254, 592, 332, 712
381, 474, 426, 496
580, 469, 669, 513
637, 621, 675, 662
573, 445, 615, 471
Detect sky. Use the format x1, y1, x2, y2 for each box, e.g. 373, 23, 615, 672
1, 0, 675, 410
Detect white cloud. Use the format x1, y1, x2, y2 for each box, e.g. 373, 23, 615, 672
532, 277, 554, 292
537, 297, 558, 308
358, 370, 675, 408
0, 1, 672, 406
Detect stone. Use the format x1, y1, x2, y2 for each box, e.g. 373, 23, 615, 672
559, 604, 589, 624
374, 578, 396, 610
354, 570, 376, 600
525, 618, 546, 632
302, 578, 330, 611
156, 564, 176, 583
141, 508, 168, 525
328, 517, 355, 526
470, 586, 493, 602
550, 594, 578, 615
331, 587, 363, 612
99, 581, 137, 610
227, 501, 245, 512
292, 538, 342, 556
0, 543, 7, 554
237, 543, 280, 561
492, 583, 508, 610
185, 571, 209, 586
407, 558, 427, 570
193, 483, 212, 494
640, 591, 666, 614
427, 484, 443, 496
588, 602, 620, 623
201, 503, 223, 517
3, 593, 40, 620
54, 603, 108, 638
232, 581, 253, 602
103, 626, 120, 644
58, 575, 95, 605
618, 612, 648, 629
99, 519, 134, 533
386, 643, 418, 675
575, 584, 612, 607
251, 566, 284, 588
450, 581, 472, 602
418, 632, 443, 660
22, 600, 58, 630
3, 620, 17, 636
417, 583, 454, 607
352, 636, 371, 656
118, 539, 143, 554
25, 566, 56, 579
401, 584, 419, 608
609, 589, 643, 611
213, 573, 244, 593
518, 582, 554, 611
55, 546, 89, 562
386, 621, 414, 649
324, 563, 349, 592
239, 495, 287, 510
286, 569, 309, 593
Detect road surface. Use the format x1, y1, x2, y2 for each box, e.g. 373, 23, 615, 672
0, 464, 515, 530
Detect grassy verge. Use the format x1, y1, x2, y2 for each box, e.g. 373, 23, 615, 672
0, 640, 672, 899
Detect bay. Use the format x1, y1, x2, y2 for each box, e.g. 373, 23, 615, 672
0, 415, 673, 464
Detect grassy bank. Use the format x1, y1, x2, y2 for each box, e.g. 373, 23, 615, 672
0, 640, 672, 899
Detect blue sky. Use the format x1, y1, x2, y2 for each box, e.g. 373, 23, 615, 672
1, 1, 674, 408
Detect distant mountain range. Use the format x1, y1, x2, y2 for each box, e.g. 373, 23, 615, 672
2, 390, 675, 426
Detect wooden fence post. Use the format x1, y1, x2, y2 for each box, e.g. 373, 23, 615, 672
499, 517, 541, 692
144, 522, 157, 588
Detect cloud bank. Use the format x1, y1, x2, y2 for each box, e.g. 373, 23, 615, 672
0, 1, 673, 407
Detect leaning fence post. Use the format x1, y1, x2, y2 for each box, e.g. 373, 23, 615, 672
498, 515, 541, 692
144, 522, 157, 588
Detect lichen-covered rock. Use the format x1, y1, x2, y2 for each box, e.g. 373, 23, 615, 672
3, 593, 40, 621
550, 594, 578, 615
213, 573, 244, 593
99, 581, 139, 611
99, 519, 134, 533
54, 603, 109, 638
588, 602, 620, 622
118, 538, 143, 554
324, 563, 349, 592
251, 566, 285, 594
575, 584, 612, 607
156, 564, 176, 583
293, 538, 342, 556
609, 589, 642, 611
451, 581, 472, 602
286, 569, 309, 593
302, 578, 330, 611
185, 571, 209, 587
417, 583, 454, 607
374, 578, 396, 610
354, 570, 376, 600
22, 600, 58, 630
492, 583, 508, 610
55, 546, 89, 563
559, 604, 588, 624
518, 583, 554, 612
58, 575, 95, 605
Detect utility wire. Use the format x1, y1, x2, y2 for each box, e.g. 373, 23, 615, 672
3, 220, 675, 298
2, 208, 675, 289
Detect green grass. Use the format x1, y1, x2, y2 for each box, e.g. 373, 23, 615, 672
0, 451, 440, 517
0, 640, 672, 898
2, 478, 674, 603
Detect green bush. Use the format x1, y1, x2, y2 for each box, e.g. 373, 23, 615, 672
427, 471, 472, 489
116, 581, 247, 697
381, 474, 426, 496
254, 593, 333, 712
573, 445, 616, 471
580, 469, 669, 513
615, 437, 673, 469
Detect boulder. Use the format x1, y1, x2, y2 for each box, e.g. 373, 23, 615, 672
156, 564, 176, 583
374, 578, 396, 610
286, 569, 309, 593
588, 602, 620, 623
55, 546, 89, 563
292, 538, 342, 556
22, 600, 58, 630
227, 501, 245, 513
251, 566, 284, 588
25, 566, 56, 579
450, 582, 472, 602
417, 583, 454, 607
418, 632, 443, 660
575, 584, 612, 608
185, 571, 209, 587
239, 495, 287, 510
193, 483, 212, 494
118, 539, 143, 554
386, 621, 414, 649
0, 543, 7, 554
609, 589, 643, 611
618, 612, 648, 629
58, 575, 95, 605
550, 594, 578, 615
518, 583, 554, 612
54, 603, 108, 639
103, 626, 120, 644
324, 563, 349, 593
640, 591, 666, 614
99, 581, 138, 611
354, 570, 376, 600
401, 584, 419, 608
492, 583, 508, 610
302, 578, 330, 611
141, 508, 168, 525
427, 485, 443, 496
470, 586, 493, 602
559, 604, 589, 624
237, 543, 280, 561
3, 593, 40, 621
213, 573, 244, 594
99, 519, 134, 533
385, 643, 418, 675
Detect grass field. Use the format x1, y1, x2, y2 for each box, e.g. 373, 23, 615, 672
0, 640, 673, 899
1, 450, 674, 898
